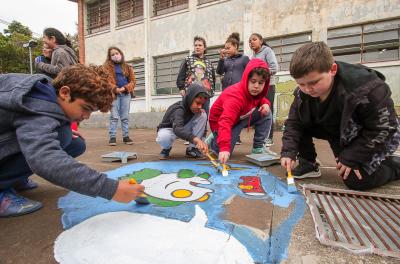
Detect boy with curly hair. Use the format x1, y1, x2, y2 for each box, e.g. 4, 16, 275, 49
0, 64, 144, 217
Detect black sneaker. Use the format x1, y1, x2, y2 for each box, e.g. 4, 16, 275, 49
109, 137, 116, 146
292, 159, 321, 179
123, 137, 133, 145
160, 148, 172, 160
186, 147, 206, 159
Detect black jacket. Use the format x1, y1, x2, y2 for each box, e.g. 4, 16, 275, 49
282, 61, 400, 174
176, 53, 215, 96
216, 53, 249, 90
157, 84, 209, 142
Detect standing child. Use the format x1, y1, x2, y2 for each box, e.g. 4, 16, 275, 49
177, 36, 215, 116
249, 33, 279, 147
35, 43, 56, 79
103, 47, 136, 146
281, 41, 400, 190
217, 33, 250, 145
156, 84, 209, 160
0, 64, 145, 217
216, 32, 250, 90
35, 28, 78, 77
209, 59, 272, 164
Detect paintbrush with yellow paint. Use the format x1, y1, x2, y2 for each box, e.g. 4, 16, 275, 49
287, 168, 297, 193
129, 178, 150, 205
206, 152, 229, 177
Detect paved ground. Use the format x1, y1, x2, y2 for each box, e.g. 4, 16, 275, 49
0, 128, 399, 264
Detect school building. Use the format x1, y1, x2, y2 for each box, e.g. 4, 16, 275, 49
69, 0, 400, 127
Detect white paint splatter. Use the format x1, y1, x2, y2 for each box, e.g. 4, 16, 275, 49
54, 206, 253, 264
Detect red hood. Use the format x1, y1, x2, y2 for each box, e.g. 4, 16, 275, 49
239, 58, 270, 102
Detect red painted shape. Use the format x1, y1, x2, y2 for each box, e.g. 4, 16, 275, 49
238, 176, 266, 196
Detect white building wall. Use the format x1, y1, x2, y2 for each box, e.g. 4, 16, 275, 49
83, 0, 400, 114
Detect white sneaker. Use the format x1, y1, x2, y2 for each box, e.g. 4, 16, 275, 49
264, 139, 273, 147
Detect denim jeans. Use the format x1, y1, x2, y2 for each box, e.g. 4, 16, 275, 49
210, 108, 272, 154
0, 125, 86, 190
156, 112, 207, 149
109, 93, 131, 138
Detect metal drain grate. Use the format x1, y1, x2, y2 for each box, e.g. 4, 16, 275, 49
302, 184, 400, 259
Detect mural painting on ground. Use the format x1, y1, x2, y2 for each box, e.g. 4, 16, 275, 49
55, 161, 306, 264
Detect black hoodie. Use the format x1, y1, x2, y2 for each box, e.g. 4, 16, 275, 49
157, 84, 209, 143
282, 61, 400, 174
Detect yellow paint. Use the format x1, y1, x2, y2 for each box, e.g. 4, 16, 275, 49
197, 193, 209, 202
172, 189, 193, 198
239, 185, 253, 190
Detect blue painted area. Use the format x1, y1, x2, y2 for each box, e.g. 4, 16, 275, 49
58, 161, 305, 263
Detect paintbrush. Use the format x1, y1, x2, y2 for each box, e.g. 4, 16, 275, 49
287, 168, 297, 193
129, 178, 150, 205
206, 152, 229, 176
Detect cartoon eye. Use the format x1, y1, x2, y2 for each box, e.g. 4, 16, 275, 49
171, 189, 193, 198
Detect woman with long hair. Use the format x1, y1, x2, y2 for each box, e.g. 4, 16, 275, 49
103, 47, 136, 146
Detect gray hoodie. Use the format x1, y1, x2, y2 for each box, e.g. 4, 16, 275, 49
36, 45, 78, 77
0, 74, 117, 200
252, 45, 279, 85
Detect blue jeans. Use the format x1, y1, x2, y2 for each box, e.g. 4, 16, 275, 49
210, 108, 272, 154
0, 125, 86, 190
109, 93, 131, 138
156, 112, 207, 149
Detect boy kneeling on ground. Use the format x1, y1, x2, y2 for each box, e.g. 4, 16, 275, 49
281, 41, 400, 190
208, 58, 273, 164
0, 64, 145, 217
156, 84, 209, 159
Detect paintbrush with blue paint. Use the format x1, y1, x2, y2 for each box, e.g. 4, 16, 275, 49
287, 168, 297, 193
129, 178, 150, 205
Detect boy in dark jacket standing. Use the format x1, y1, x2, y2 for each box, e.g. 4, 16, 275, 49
156, 84, 209, 159
281, 42, 400, 190
0, 65, 145, 217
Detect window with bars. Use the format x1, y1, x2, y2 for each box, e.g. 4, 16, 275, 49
266, 32, 312, 71
128, 60, 145, 97
117, 0, 144, 26
328, 18, 400, 64
87, 0, 110, 34
154, 52, 188, 95
153, 0, 188, 16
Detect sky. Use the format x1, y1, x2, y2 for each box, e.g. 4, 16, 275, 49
0, 0, 78, 37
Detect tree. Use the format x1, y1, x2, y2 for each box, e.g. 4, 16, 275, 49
0, 21, 41, 74
4, 21, 32, 37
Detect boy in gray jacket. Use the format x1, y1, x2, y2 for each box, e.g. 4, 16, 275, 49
0, 64, 144, 217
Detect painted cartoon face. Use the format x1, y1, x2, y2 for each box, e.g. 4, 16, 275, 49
142, 173, 213, 202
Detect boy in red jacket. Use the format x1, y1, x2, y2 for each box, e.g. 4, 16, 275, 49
208, 59, 272, 163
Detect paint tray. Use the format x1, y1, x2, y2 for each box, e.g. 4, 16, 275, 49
245, 153, 280, 167
101, 152, 137, 164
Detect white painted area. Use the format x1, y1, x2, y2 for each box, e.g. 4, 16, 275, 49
142, 173, 213, 202
54, 206, 254, 264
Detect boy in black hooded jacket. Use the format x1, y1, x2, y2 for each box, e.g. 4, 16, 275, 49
281, 42, 400, 190
156, 84, 209, 159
